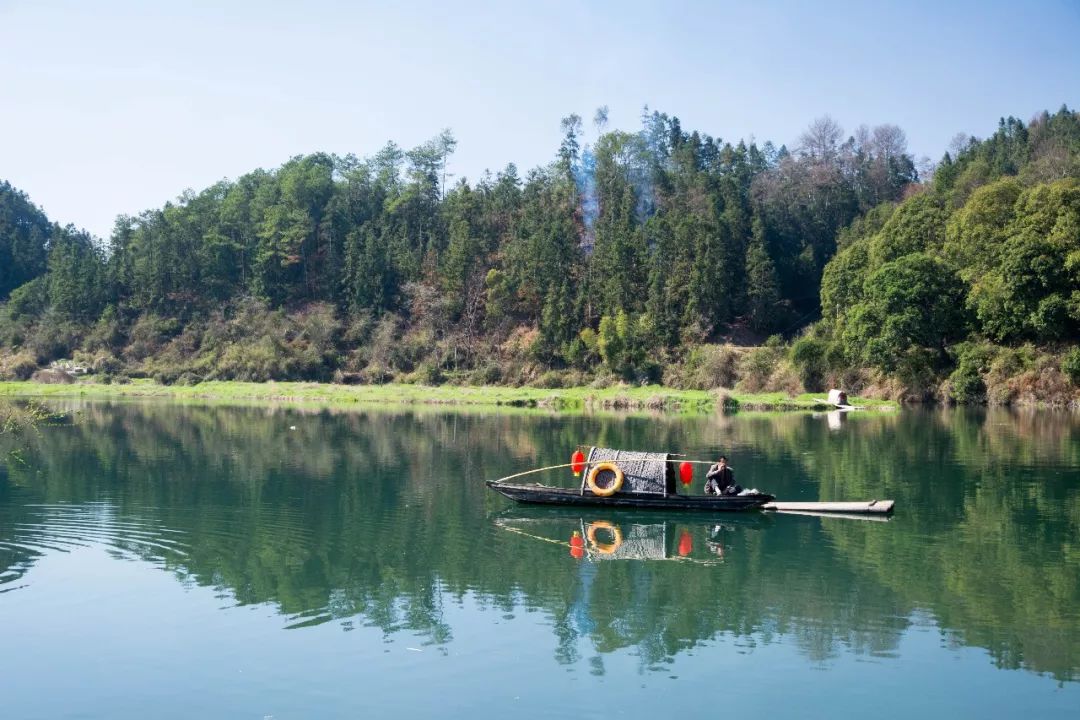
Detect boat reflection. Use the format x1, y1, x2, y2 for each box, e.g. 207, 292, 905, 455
493, 510, 772, 564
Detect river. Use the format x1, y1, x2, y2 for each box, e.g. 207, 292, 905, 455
0, 400, 1077, 718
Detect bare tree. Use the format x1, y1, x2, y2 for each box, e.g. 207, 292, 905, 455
870, 124, 907, 161
853, 124, 872, 152
798, 115, 844, 163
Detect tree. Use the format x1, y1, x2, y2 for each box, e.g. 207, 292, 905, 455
0, 181, 51, 300
967, 179, 1080, 341
798, 116, 844, 164
46, 226, 107, 323
842, 253, 968, 372
943, 178, 1021, 277
744, 216, 783, 332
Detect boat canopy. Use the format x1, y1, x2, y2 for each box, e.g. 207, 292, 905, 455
581, 447, 675, 496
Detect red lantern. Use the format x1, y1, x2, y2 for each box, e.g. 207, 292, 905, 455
678, 529, 693, 557
679, 461, 693, 486
571, 450, 586, 477
570, 530, 584, 559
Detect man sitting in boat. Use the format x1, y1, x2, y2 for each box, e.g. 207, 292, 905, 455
705, 456, 741, 496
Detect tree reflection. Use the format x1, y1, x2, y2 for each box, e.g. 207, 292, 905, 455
0, 400, 1076, 681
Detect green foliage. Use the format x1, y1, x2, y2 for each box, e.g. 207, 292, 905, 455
789, 336, 831, 392
666, 344, 741, 390
868, 191, 949, 264
5, 276, 49, 320
1063, 347, 1080, 385
819, 240, 871, 320
597, 310, 658, 381
967, 179, 1080, 342
814, 108, 1080, 398
943, 177, 1021, 276
2, 106, 1077, 393
0, 352, 38, 381
946, 349, 988, 404
842, 253, 968, 373
737, 345, 784, 392
0, 182, 50, 300
744, 216, 784, 332
46, 227, 107, 323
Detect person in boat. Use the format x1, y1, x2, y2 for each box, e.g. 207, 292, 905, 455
705, 456, 741, 496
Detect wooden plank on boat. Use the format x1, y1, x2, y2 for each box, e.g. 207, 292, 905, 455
762, 500, 894, 515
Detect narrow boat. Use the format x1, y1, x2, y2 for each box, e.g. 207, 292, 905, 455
486, 447, 776, 512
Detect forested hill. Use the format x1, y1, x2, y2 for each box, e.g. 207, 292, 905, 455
1, 107, 1078, 403
804, 107, 1080, 404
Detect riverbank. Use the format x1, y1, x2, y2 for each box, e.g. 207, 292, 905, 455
0, 380, 898, 413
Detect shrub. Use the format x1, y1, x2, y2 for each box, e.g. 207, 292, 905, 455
737, 346, 783, 392
589, 373, 615, 389
535, 370, 567, 389
91, 354, 124, 375
1, 352, 38, 380
711, 388, 739, 409
153, 368, 182, 386
768, 360, 804, 396
990, 344, 1036, 377
416, 361, 443, 385
125, 314, 181, 361
893, 347, 941, 402
789, 337, 829, 392
944, 341, 993, 404
26, 316, 81, 364
676, 344, 741, 390
469, 363, 503, 386
984, 344, 1037, 404
1010, 363, 1073, 406
84, 305, 125, 351
1062, 347, 1080, 385
946, 363, 986, 404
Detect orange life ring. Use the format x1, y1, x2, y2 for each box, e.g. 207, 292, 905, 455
586, 521, 624, 554
586, 462, 624, 497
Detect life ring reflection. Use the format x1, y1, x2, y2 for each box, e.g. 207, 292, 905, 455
586, 521, 623, 554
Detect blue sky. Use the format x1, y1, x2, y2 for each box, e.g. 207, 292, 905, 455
2, 0, 1077, 239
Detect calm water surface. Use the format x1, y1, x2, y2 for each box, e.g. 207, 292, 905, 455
1, 400, 1077, 718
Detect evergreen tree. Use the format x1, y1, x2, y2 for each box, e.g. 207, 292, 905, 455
744, 215, 783, 333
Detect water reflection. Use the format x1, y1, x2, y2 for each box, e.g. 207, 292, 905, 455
494, 512, 771, 563
0, 400, 1077, 682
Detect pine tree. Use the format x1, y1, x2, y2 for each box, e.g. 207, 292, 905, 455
745, 215, 783, 333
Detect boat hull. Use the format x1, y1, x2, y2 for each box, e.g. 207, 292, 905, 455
486, 481, 774, 511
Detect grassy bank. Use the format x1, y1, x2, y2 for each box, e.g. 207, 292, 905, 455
0, 380, 898, 413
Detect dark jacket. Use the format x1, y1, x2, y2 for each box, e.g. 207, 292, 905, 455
705, 464, 734, 494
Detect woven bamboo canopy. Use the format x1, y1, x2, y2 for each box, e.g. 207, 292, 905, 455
580, 446, 675, 496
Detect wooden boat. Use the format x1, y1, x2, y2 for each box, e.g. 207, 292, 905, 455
486, 446, 775, 512
487, 481, 774, 511
487, 446, 895, 516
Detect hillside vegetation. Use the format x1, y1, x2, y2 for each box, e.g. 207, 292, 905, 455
1, 107, 1077, 405
806, 109, 1080, 405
